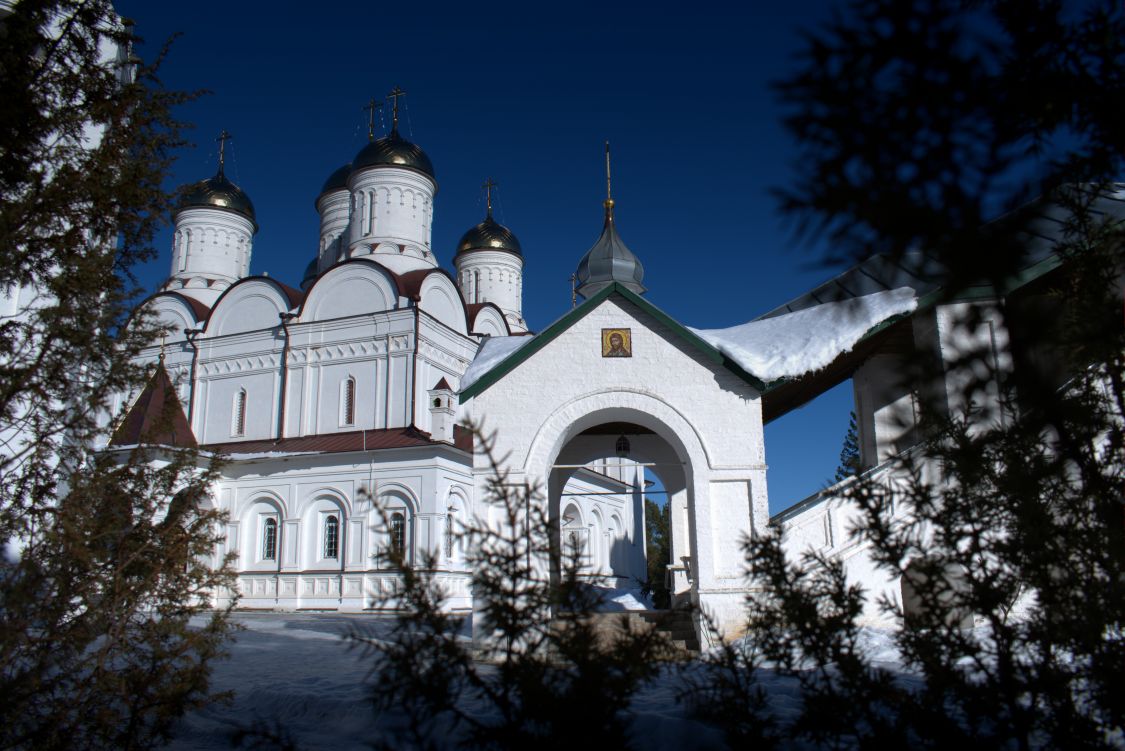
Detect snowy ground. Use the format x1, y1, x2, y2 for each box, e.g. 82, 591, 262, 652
168, 612, 732, 750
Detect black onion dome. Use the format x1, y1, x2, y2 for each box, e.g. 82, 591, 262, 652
300, 257, 318, 291
176, 171, 257, 230
455, 215, 522, 257
575, 200, 645, 298
319, 162, 352, 196
352, 130, 435, 181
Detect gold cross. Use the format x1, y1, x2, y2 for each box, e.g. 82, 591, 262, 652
387, 86, 406, 131
363, 97, 383, 141
217, 130, 232, 175
482, 177, 498, 218
604, 140, 612, 201
159, 332, 167, 361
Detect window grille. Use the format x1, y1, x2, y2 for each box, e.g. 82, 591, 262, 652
324, 515, 339, 559
233, 389, 247, 436
390, 512, 406, 559
262, 518, 277, 560
343, 378, 356, 426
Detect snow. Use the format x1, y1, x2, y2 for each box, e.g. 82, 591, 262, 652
459, 335, 532, 392
598, 586, 655, 611
689, 288, 917, 382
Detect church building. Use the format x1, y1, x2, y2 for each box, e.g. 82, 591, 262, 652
112, 91, 1122, 643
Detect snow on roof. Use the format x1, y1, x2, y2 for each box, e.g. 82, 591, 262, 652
460, 335, 533, 392
689, 287, 917, 382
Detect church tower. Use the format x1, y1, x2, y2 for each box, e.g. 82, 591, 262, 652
166, 131, 257, 307
315, 162, 351, 273
345, 88, 438, 274
454, 179, 526, 332
574, 142, 645, 299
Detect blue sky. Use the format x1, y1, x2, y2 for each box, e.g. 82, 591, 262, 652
118, 0, 853, 513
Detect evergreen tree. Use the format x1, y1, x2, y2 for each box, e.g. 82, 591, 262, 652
833, 410, 860, 483
643, 498, 670, 608
0, 2, 235, 748
350, 423, 676, 750
692, 1, 1125, 747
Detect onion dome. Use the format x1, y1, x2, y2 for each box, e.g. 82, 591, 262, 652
319, 162, 352, 196
176, 170, 257, 229
455, 215, 522, 258
352, 130, 435, 181
300, 257, 318, 291
575, 198, 645, 298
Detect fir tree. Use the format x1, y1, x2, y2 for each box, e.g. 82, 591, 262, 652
350, 423, 676, 751
0, 2, 235, 748
692, 0, 1125, 747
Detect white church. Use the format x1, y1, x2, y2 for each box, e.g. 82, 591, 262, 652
110, 92, 1122, 644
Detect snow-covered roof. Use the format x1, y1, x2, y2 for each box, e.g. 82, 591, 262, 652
460, 335, 533, 392
689, 287, 917, 382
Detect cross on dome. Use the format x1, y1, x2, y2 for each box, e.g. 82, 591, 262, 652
216, 130, 231, 176
363, 97, 383, 142
483, 177, 497, 218
387, 86, 406, 132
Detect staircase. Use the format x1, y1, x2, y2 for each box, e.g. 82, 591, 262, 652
569, 609, 700, 655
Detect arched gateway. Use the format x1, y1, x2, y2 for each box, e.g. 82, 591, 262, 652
460, 282, 771, 644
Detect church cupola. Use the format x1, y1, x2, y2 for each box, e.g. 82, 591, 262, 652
574, 142, 645, 299
315, 162, 351, 273
346, 88, 438, 274
454, 178, 526, 332
167, 130, 257, 307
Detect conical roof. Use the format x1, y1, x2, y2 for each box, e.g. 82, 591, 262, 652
109, 361, 197, 448
574, 199, 645, 298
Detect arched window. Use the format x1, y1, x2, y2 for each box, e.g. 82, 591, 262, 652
444, 511, 455, 559
262, 518, 278, 561
323, 515, 339, 559
342, 377, 356, 426
233, 389, 247, 436
390, 512, 405, 558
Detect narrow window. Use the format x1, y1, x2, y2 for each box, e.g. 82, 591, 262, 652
390, 512, 405, 559
444, 512, 455, 559
343, 377, 356, 426
474, 271, 481, 304
262, 518, 277, 560
233, 389, 247, 436
324, 514, 339, 559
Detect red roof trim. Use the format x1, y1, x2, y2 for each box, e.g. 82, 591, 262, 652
203, 425, 463, 457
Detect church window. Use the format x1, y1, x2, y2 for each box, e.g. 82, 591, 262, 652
323, 515, 339, 559
474, 271, 481, 304
390, 512, 405, 559
262, 517, 278, 561
342, 377, 356, 426
444, 512, 455, 559
233, 389, 247, 436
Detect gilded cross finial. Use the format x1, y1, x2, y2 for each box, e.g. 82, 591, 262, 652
217, 130, 232, 177
483, 177, 497, 218
387, 86, 406, 132
363, 97, 383, 142
158, 332, 167, 362
603, 140, 615, 220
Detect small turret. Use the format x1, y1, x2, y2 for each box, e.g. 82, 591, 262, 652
166, 131, 257, 306
574, 142, 645, 299
453, 178, 526, 332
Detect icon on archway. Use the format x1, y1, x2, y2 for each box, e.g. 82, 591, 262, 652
601, 328, 632, 358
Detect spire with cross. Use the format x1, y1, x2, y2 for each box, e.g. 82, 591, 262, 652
387, 86, 406, 133
217, 130, 231, 177
363, 97, 383, 142
482, 177, 497, 219
604, 139, 615, 220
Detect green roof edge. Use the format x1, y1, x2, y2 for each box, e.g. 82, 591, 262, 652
459, 283, 766, 403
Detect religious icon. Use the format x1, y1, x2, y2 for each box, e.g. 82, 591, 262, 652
601, 328, 632, 358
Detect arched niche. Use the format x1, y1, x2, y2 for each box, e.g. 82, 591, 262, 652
300, 260, 399, 322
301, 495, 348, 570
418, 272, 468, 335
240, 494, 286, 572
207, 279, 296, 337
469, 304, 509, 338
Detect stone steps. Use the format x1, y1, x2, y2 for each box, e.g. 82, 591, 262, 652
553, 609, 700, 655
